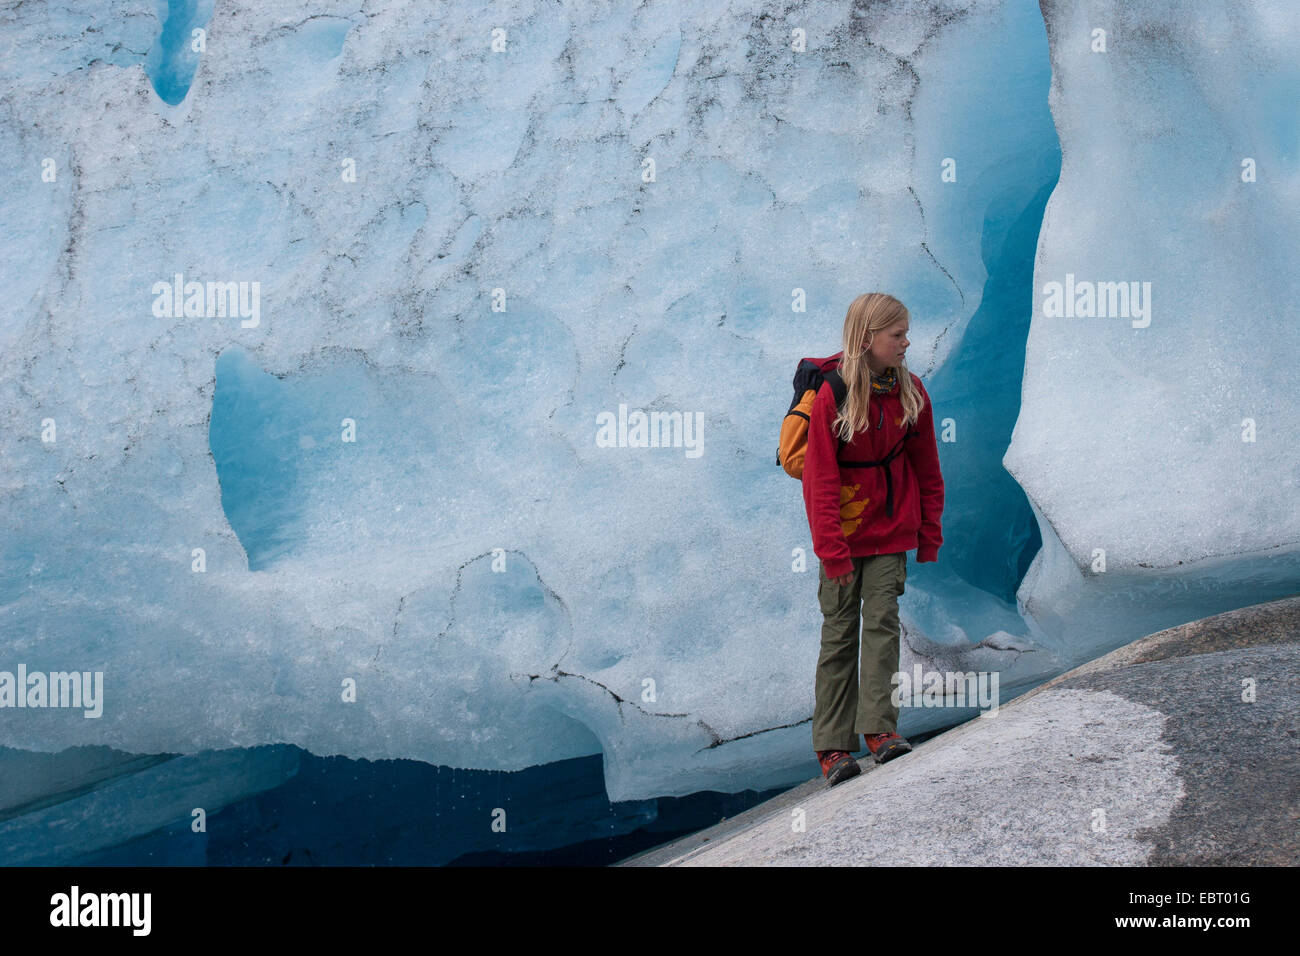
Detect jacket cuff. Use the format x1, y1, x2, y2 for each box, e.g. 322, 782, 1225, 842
916, 544, 939, 563
822, 556, 855, 578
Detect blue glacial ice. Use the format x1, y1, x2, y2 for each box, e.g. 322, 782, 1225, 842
0, 0, 1296, 864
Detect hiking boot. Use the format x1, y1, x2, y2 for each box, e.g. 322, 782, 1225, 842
816, 749, 861, 786
864, 732, 912, 764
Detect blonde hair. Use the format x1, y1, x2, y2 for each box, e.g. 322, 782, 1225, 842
831, 292, 926, 442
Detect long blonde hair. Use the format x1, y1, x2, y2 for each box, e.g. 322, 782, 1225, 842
832, 292, 926, 442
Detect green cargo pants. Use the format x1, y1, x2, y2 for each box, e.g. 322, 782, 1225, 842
813, 552, 907, 753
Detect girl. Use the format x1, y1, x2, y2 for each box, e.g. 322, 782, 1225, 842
801, 292, 945, 786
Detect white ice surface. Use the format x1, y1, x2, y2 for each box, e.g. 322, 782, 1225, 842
1, 0, 1294, 806
1005, 0, 1300, 659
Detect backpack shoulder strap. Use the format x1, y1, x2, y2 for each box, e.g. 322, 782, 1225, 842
821, 368, 849, 452
823, 368, 847, 408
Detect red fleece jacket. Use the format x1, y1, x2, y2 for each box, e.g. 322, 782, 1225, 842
801, 370, 944, 578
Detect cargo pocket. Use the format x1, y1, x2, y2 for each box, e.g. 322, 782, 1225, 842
818, 560, 853, 616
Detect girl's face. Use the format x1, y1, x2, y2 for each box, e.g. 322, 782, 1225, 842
861, 320, 909, 372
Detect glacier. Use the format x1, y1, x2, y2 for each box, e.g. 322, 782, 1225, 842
1, 0, 1296, 863
1003, 0, 1300, 663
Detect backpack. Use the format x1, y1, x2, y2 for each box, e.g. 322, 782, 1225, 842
776, 352, 847, 479
777, 352, 919, 515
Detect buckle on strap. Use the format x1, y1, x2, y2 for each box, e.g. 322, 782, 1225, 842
836, 433, 916, 516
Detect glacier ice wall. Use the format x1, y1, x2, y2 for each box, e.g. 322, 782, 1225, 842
1, 0, 1292, 810
0, 744, 299, 864
1005, 0, 1300, 662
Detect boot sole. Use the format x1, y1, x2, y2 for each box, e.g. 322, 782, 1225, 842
824, 756, 861, 787
870, 740, 912, 764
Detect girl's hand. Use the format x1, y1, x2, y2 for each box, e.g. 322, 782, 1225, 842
830, 572, 855, 587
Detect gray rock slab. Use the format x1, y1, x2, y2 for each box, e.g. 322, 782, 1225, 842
617, 594, 1300, 866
